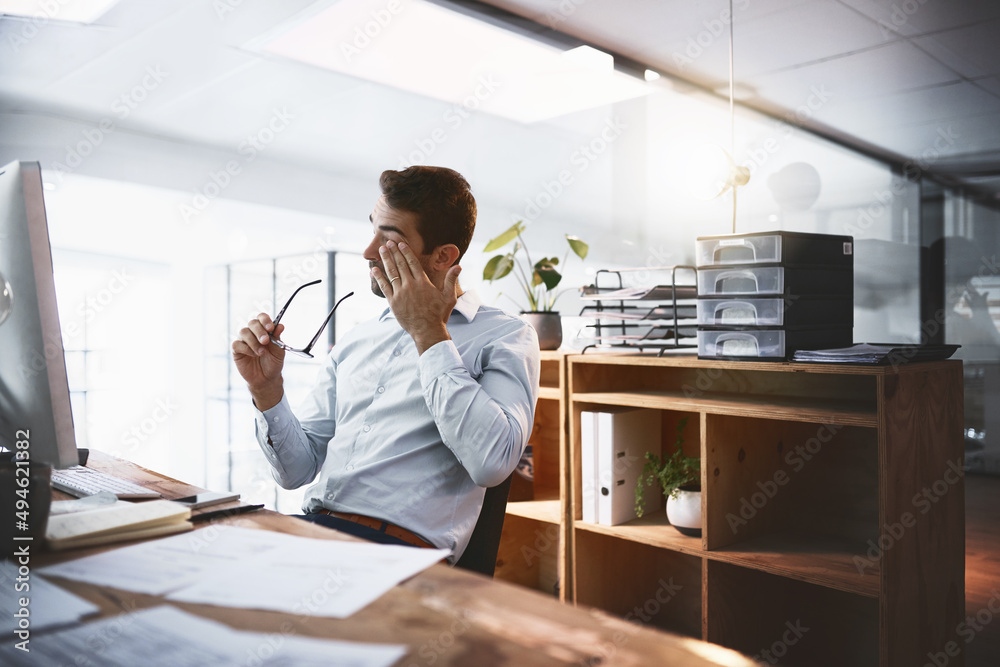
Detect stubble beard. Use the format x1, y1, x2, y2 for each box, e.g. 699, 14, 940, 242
369, 261, 386, 298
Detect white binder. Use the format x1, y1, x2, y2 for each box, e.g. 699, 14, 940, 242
582, 408, 662, 526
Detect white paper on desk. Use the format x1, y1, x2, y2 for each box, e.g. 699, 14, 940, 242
0, 605, 407, 667
40, 525, 449, 618
38, 524, 290, 595
0, 560, 99, 634
167, 536, 450, 618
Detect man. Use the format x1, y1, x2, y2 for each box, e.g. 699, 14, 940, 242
232, 166, 540, 563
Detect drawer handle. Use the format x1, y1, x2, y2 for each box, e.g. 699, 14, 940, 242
712, 300, 758, 325
714, 270, 759, 293
714, 332, 760, 356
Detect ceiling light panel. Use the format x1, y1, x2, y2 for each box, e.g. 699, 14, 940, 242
0, 0, 120, 23
255, 0, 649, 123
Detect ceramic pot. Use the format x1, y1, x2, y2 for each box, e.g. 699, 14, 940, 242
666, 484, 701, 537
521, 312, 562, 350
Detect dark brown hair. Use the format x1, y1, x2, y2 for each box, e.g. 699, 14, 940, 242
379, 166, 477, 262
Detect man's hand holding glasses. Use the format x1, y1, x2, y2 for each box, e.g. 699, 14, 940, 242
233, 280, 353, 411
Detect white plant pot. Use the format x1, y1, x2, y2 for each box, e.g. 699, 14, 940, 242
666, 485, 702, 538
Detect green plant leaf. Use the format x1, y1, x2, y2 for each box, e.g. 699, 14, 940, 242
533, 265, 562, 291
483, 221, 525, 253
483, 254, 514, 281
566, 235, 589, 260
634, 417, 698, 515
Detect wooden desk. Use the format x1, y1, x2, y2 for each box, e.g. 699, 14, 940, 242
38, 452, 758, 666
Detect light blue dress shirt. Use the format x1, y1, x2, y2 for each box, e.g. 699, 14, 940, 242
254, 290, 540, 562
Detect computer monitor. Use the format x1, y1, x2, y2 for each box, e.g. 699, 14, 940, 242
0, 160, 79, 469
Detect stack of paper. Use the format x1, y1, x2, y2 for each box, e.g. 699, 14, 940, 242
580, 285, 697, 301
792, 343, 960, 364
45, 499, 192, 551
40, 525, 450, 618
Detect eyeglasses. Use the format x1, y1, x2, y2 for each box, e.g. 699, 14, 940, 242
268, 280, 354, 358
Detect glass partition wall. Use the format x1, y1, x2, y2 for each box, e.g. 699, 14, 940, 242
205, 251, 370, 513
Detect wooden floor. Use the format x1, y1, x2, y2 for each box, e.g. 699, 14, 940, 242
964, 473, 1000, 667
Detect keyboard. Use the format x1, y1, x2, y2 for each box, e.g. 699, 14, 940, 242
51, 466, 162, 499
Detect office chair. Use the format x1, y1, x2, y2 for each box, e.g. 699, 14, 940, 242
455, 472, 514, 577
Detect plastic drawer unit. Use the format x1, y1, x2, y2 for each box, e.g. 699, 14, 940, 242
696, 231, 853, 268
696, 265, 853, 298
696, 296, 854, 327
697, 327, 854, 360
695, 231, 855, 360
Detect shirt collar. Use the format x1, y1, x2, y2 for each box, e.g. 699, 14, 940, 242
379, 289, 483, 323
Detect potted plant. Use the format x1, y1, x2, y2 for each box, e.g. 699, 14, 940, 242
482, 220, 588, 350
635, 416, 701, 537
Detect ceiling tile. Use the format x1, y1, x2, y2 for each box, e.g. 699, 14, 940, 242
914, 20, 1000, 78
873, 114, 1000, 162
837, 0, 1000, 37
748, 40, 961, 112
725, 1, 891, 77
973, 76, 1000, 97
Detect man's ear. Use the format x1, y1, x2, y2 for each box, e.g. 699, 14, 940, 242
430, 244, 461, 270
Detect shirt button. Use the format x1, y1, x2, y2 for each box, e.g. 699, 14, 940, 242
325, 493, 333, 500
377, 386, 385, 394
393, 350, 401, 357
272, 416, 280, 423
363, 424, 371, 433
346, 464, 355, 472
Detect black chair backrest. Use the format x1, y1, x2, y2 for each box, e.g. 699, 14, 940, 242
455, 473, 513, 577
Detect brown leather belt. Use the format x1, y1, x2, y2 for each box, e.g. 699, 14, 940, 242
314, 509, 434, 549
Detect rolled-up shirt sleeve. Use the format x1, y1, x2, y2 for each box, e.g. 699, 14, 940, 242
418, 321, 540, 488
254, 353, 339, 489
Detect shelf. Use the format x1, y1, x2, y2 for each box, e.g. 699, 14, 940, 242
566, 356, 964, 665
573, 390, 876, 426
576, 515, 879, 598
706, 532, 880, 598
567, 353, 964, 373
506, 499, 561, 524
538, 386, 561, 401
573, 514, 705, 558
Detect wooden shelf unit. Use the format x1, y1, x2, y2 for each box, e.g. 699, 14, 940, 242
495, 351, 570, 600
567, 355, 964, 667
